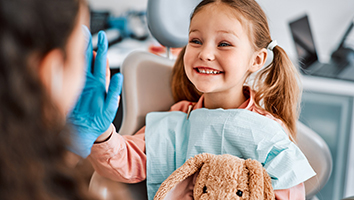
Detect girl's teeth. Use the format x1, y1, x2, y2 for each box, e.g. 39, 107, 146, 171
198, 68, 220, 74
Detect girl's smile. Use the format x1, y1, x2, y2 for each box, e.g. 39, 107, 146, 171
194, 66, 224, 75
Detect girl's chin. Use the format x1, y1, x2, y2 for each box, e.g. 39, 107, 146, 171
194, 86, 215, 94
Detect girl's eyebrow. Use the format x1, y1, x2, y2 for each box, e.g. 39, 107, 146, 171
217, 30, 239, 38
189, 29, 239, 38
189, 29, 199, 34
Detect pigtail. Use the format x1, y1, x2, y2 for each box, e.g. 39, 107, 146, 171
253, 45, 302, 142
171, 46, 202, 102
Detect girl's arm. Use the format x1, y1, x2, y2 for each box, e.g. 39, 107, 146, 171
274, 181, 305, 200
87, 101, 193, 183
88, 124, 147, 183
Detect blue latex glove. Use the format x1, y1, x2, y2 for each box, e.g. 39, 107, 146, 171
68, 26, 123, 158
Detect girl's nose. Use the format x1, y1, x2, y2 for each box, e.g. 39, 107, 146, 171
198, 45, 215, 61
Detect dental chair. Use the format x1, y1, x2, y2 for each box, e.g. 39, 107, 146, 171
89, 0, 332, 199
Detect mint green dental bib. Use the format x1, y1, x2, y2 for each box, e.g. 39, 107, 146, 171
145, 108, 315, 200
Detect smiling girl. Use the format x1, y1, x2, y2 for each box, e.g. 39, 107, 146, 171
87, 0, 314, 199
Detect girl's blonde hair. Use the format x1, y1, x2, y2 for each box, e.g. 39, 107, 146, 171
171, 0, 301, 141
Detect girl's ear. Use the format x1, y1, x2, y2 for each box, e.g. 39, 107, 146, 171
38, 49, 65, 97
249, 48, 268, 73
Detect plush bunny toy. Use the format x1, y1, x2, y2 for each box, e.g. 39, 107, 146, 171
154, 153, 275, 200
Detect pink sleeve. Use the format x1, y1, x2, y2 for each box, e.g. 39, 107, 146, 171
274, 183, 305, 200
88, 124, 147, 183
87, 101, 192, 183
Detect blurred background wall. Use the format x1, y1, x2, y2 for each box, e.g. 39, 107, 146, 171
87, 0, 354, 62
87, 0, 148, 16
258, 0, 354, 62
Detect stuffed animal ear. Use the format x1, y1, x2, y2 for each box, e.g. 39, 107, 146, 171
245, 159, 275, 200
262, 167, 275, 200
154, 153, 214, 200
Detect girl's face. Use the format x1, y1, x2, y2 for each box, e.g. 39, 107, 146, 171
184, 4, 259, 97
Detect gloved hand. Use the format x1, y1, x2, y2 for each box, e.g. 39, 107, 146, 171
68, 26, 123, 158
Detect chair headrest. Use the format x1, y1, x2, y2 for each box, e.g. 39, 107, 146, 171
146, 0, 202, 48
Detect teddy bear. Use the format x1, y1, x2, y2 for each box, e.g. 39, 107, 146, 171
154, 153, 275, 200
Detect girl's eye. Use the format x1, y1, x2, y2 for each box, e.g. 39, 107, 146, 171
190, 39, 202, 45
218, 42, 231, 47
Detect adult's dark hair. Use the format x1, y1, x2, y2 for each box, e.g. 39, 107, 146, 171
0, 0, 94, 199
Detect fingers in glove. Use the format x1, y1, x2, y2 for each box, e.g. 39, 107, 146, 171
106, 58, 110, 91
92, 51, 110, 91
104, 73, 123, 119
94, 31, 108, 85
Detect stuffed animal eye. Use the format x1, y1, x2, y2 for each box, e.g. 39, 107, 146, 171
236, 190, 243, 197
203, 186, 207, 193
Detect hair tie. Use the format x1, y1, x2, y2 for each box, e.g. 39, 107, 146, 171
267, 40, 278, 51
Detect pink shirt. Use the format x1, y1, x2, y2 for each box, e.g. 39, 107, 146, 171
89, 88, 305, 199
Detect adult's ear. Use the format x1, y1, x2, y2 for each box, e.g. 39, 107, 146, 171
249, 48, 268, 73
38, 49, 65, 98
245, 159, 274, 200
154, 153, 214, 200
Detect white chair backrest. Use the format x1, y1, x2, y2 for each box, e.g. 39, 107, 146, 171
297, 122, 332, 199
118, 51, 175, 135
146, 0, 202, 48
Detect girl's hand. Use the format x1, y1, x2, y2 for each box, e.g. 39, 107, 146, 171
68, 27, 123, 158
